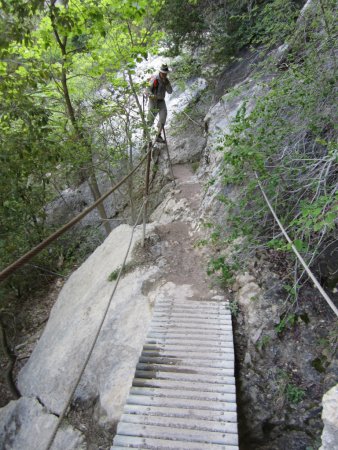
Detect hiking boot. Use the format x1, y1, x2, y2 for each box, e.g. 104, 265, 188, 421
156, 135, 166, 143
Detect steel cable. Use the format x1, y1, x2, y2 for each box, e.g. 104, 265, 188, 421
45, 198, 148, 450
255, 172, 338, 317
0, 150, 151, 283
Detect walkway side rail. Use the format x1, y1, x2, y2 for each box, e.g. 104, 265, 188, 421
0, 149, 151, 283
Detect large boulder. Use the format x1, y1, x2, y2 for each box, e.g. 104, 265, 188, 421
0, 397, 85, 450
17, 224, 159, 426
320, 384, 338, 450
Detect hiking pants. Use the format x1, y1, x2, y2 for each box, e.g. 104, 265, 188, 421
147, 98, 167, 132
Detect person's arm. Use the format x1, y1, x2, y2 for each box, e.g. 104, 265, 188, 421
165, 78, 173, 94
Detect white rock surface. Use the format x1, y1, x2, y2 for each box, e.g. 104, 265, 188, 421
320, 384, 338, 450
166, 77, 208, 127
235, 279, 262, 344
157, 76, 208, 164
167, 129, 206, 164
0, 397, 85, 450
199, 78, 262, 222
18, 224, 159, 425
150, 195, 191, 225
232, 272, 256, 292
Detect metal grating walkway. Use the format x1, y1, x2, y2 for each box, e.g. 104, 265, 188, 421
111, 297, 238, 449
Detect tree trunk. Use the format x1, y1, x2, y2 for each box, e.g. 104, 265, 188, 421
124, 115, 136, 223
50, 2, 111, 235
127, 70, 150, 142
88, 173, 111, 235
0, 320, 20, 399
128, 143, 136, 224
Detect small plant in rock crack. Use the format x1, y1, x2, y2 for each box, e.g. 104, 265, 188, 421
207, 256, 236, 287
191, 161, 199, 173
275, 309, 310, 335
286, 383, 306, 404
108, 261, 139, 281
229, 299, 239, 317
256, 335, 271, 351
277, 369, 306, 404
194, 238, 208, 248
275, 313, 297, 334
312, 329, 338, 373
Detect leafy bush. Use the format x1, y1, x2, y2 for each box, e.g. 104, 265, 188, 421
250, 0, 300, 48
156, 0, 205, 55
215, 0, 337, 299
207, 256, 239, 287
158, 0, 305, 64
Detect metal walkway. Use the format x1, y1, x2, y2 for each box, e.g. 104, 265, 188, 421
112, 296, 238, 450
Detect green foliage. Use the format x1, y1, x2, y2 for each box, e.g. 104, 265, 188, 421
194, 238, 208, 248
0, 0, 161, 299
275, 313, 297, 334
275, 310, 310, 334
191, 161, 199, 173
108, 268, 120, 281
0, 57, 61, 270
286, 383, 306, 404
229, 300, 239, 317
277, 369, 306, 404
256, 335, 271, 350
290, 194, 338, 234
170, 53, 202, 86
312, 328, 337, 373
207, 256, 238, 287
0, 0, 45, 48
311, 357, 327, 373
108, 260, 139, 281
58, 227, 104, 273
215, 0, 337, 294
158, 0, 305, 65
157, 0, 205, 54
250, 0, 299, 48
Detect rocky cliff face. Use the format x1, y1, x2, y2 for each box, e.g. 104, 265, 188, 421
195, 54, 337, 450
194, 53, 337, 450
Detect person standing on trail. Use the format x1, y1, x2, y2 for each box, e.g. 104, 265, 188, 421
147, 63, 173, 143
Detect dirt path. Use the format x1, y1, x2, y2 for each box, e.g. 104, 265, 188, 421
154, 163, 220, 300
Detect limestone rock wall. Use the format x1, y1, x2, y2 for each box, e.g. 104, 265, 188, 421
320, 384, 338, 450
0, 398, 85, 450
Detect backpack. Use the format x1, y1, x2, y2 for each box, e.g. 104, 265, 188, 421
149, 75, 159, 94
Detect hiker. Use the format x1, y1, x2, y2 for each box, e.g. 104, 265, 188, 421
147, 63, 173, 143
